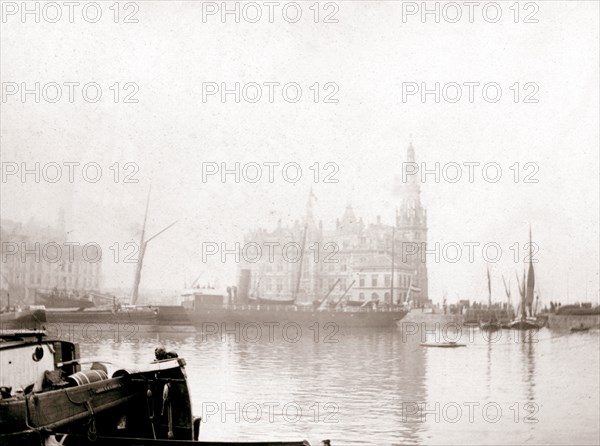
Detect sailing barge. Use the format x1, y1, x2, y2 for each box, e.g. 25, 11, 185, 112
506, 227, 543, 330
0, 330, 320, 446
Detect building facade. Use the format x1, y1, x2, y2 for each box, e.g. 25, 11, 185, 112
0, 212, 102, 305
239, 142, 429, 306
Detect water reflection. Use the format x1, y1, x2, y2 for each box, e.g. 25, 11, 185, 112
78, 326, 599, 445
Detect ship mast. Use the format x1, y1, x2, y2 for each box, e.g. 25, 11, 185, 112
502, 274, 511, 315
517, 267, 527, 321
294, 222, 308, 300
131, 187, 151, 305
294, 189, 316, 301
390, 227, 395, 305
130, 187, 178, 305
487, 264, 492, 309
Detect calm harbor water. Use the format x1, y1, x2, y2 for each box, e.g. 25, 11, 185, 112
78, 325, 600, 445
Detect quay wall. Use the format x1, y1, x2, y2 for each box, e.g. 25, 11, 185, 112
399, 311, 464, 330
547, 314, 600, 330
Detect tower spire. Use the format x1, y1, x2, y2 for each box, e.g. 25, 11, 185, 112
407, 140, 415, 163
397, 139, 428, 304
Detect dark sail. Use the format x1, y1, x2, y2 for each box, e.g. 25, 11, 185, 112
525, 227, 535, 317
487, 265, 492, 308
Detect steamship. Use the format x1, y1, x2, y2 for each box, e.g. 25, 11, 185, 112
185, 269, 408, 329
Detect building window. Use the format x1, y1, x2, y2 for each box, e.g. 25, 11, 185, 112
372, 292, 379, 300
266, 278, 272, 291
359, 275, 365, 287
384, 274, 391, 287
371, 275, 378, 287
276, 279, 283, 292
341, 262, 347, 272
359, 292, 365, 301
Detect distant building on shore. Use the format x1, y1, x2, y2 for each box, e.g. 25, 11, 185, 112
0, 210, 102, 304
239, 142, 429, 306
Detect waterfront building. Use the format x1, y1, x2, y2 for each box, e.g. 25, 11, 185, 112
240, 142, 429, 306
0, 210, 102, 304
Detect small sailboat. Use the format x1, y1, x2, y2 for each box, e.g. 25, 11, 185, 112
507, 226, 542, 330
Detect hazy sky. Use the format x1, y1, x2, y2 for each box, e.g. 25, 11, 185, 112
1, 1, 598, 304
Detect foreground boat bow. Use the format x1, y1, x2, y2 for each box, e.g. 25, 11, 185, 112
1, 331, 326, 446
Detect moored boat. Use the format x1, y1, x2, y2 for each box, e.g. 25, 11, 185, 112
570, 324, 590, 333
45, 304, 158, 325
0, 330, 195, 445
0, 306, 46, 331
421, 341, 466, 348
187, 297, 408, 328
506, 227, 543, 331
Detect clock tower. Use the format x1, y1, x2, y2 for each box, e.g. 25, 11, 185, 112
396, 142, 429, 303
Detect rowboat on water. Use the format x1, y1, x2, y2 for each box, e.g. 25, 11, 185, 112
420, 341, 466, 348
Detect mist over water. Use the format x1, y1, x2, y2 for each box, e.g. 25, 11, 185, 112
80, 327, 600, 445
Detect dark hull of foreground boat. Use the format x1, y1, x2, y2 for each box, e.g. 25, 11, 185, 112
188, 304, 407, 328
0, 356, 194, 445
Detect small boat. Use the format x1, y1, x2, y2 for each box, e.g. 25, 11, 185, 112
420, 341, 466, 348
570, 325, 590, 333
480, 320, 502, 331
506, 227, 543, 331
507, 317, 542, 330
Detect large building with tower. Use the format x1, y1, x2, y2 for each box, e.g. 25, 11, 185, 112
239, 142, 429, 306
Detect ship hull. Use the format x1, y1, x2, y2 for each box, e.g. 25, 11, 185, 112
506, 318, 542, 330
156, 305, 192, 326
0, 308, 47, 331
46, 308, 157, 325
188, 304, 407, 328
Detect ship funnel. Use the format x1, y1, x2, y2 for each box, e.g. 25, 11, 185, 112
237, 269, 251, 304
